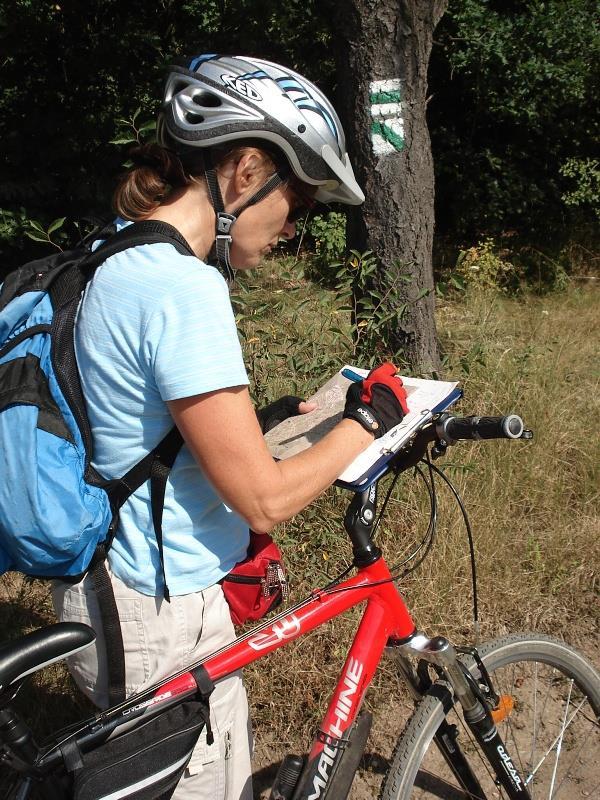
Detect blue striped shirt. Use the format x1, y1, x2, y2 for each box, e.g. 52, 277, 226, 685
75, 220, 250, 595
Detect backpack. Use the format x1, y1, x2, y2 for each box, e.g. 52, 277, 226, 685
0, 220, 192, 703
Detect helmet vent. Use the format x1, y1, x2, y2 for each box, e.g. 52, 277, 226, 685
192, 91, 222, 108
185, 112, 205, 124
173, 80, 189, 96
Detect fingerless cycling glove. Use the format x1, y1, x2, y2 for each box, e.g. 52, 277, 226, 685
256, 396, 304, 433
343, 363, 408, 438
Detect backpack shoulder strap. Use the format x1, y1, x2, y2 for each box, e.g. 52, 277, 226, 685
51, 220, 195, 482
106, 426, 184, 603
86, 219, 196, 267
53, 222, 195, 706
50, 220, 196, 311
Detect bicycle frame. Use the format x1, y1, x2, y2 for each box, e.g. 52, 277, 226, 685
6, 413, 537, 800
28, 557, 414, 800
202, 558, 416, 798
29, 552, 531, 800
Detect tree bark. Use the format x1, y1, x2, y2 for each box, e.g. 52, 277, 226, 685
334, 0, 447, 374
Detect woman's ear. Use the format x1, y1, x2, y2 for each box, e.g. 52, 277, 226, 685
232, 151, 266, 194
219, 148, 272, 210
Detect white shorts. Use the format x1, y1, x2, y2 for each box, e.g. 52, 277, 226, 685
52, 569, 253, 800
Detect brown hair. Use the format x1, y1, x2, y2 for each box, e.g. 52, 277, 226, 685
113, 142, 279, 221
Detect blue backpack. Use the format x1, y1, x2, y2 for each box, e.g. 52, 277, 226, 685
0, 220, 191, 702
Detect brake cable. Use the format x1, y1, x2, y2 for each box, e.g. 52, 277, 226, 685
321, 456, 438, 595
321, 445, 481, 641
427, 460, 480, 641
387, 457, 438, 578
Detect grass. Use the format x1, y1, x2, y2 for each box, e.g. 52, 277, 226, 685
0, 265, 598, 796
242, 274, 600, 792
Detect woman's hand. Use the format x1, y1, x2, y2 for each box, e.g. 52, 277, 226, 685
343, 362, 409, 437
256, 396, 317, 433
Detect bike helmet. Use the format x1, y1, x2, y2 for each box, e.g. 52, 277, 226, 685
157, 54, 364, 279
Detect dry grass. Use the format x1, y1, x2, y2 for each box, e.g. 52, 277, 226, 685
249, 281, 600, 793
0, 275, 598, 796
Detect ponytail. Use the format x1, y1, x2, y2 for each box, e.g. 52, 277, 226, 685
112, 144, 193, 220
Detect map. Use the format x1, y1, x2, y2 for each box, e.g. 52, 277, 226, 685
264, 366, 460, 486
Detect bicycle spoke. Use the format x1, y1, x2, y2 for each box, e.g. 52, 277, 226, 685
524, 696, 587, 785
547, 679, 573, 798
551, 732, 593, 798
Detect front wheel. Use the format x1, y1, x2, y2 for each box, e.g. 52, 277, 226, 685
380, 633, 600, 799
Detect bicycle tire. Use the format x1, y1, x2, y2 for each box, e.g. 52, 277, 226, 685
379, 633, 600, 800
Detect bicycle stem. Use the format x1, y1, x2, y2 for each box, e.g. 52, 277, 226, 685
343, 486, 382, 566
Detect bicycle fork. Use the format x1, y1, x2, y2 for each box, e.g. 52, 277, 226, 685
391, 632, 533, 800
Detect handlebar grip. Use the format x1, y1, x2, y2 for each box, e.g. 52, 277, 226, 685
440, 415, 524, 441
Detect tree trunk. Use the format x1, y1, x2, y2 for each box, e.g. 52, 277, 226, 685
334, 0, 447, 374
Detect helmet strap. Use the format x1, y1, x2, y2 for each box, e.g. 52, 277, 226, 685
202, 152, 290, 284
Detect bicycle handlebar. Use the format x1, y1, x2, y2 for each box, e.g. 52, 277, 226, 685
437, 414, 526, 442
385, 412, 532, 478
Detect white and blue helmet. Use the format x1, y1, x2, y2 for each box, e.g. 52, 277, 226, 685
158, 54, 365, 206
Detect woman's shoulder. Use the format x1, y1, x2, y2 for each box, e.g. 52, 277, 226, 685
100, 238, 227, 298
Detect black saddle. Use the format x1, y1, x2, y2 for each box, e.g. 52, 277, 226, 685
0, 623, 95, 698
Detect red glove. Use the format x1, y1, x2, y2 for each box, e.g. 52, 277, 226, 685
343, 363, 409, 438
360, 363, 409, 415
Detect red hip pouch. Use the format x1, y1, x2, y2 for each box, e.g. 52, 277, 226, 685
220, 532, 288, 626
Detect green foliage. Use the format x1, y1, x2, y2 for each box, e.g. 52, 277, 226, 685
333, 250, 420, 367
1, 207, 68, 270
233, 247, 428, 404
0, 0, 333, 241
110, 108, 157, 148
454, 238, 523, 294
0, 207, 30, 245
560, 158, 600, 218
306, 212, 346, 274
232, 263, 348, 407
430, 0, 599, 241
0, 0, 597, 270
25, 217, 67, 250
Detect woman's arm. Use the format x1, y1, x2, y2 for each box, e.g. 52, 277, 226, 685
168, 385, 373, 532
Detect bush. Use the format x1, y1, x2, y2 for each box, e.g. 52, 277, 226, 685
453, 238, 523, 294
560, 158, 600, 220
305, 212, 346, 281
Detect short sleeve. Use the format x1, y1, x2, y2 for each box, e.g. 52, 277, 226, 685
144, 265, 248, 401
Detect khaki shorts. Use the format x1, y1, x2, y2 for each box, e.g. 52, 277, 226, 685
52, 569, 253, 800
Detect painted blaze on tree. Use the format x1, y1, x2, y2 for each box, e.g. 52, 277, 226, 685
369, 79, 405, 156
335, 0, 447, 375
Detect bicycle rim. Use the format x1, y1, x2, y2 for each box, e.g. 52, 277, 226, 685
380, 633, 600, 800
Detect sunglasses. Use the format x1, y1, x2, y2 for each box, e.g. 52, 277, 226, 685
287, 182, 317, 223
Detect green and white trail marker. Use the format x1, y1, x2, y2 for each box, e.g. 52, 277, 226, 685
369, 79, 404, 156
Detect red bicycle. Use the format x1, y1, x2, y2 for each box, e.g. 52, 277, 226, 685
1, 412, 599, 799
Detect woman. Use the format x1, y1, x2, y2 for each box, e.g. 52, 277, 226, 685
52, 55, 408, 799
